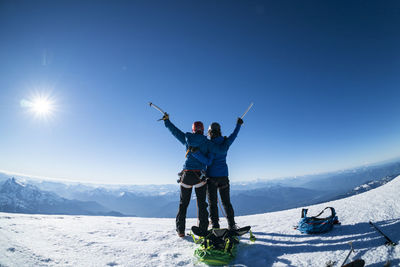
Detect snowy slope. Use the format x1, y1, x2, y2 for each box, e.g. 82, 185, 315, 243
1, 176, 399, 267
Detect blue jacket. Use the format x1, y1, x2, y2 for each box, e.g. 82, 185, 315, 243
164, 119, 229, 171
192, 123, 241, 177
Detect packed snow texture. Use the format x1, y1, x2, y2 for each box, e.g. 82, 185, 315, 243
1, 176, 400, 267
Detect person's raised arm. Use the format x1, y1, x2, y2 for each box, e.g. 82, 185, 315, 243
226, 118, 243, 147
162, 114, 185, 145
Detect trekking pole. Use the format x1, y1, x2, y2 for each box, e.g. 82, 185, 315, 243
240, 102, 254, 119
149, 102, 167, 121
369, 221, 397, 246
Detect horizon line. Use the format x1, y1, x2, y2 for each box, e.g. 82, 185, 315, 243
1, 155, 400, 187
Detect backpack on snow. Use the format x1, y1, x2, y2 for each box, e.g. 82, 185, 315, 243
297, 207, 340, 234
191, 226, 254, 266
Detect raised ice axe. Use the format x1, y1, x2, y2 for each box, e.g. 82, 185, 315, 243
149, 102, 168, 121
240, 102, 254, 119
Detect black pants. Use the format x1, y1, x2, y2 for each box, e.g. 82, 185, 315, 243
176, 171, 209, 233
207, 176, 235, 228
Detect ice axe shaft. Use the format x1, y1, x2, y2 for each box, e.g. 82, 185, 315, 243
149, 102, 166, 115
240, 102, 254, 119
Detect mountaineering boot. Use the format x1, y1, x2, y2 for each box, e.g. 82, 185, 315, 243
228, 222, 239, 231
191, 226, 210, 237
177, 232, 185, 238
177, 229, 185, 237
212, 222, 220, 229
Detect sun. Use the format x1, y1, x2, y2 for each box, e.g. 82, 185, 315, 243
21, 92, 56, 119
31, 96, 53, 116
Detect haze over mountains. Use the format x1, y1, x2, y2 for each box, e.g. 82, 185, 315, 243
1, 159, 400, 217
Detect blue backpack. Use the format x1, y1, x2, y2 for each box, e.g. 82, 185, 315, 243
297, 207, 340, 234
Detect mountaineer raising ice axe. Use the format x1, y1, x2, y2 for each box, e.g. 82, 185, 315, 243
149, 102, 229, 237
149, 102, 252, 237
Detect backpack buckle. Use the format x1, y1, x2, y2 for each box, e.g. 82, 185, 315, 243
199, 170, 207, 182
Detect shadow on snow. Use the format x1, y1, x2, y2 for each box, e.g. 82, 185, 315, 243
231, 218, 399, 266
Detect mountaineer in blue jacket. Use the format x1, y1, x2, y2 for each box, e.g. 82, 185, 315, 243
161, 113, 229, 237
191, 117, 243, 230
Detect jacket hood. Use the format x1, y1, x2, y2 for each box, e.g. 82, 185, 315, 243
210, 136, 224, 144
185, 132, 207, 147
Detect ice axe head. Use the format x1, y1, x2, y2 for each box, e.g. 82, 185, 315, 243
149, 102, 165, 114
157, 112, 169, 121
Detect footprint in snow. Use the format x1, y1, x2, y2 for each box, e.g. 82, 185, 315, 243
160, 252, 182, 262
7, 248, 16, 252
176, 260, 191, 266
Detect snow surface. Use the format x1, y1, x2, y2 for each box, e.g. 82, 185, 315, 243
1, 176, 400, 267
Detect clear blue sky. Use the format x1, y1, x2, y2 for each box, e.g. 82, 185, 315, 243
1, 0, 400, 184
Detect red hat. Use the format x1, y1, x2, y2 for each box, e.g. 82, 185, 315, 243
192, 121, 204, 134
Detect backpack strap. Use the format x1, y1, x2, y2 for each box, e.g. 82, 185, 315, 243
328, 207, 336, 218
312, 207, 335, 219
301, 208, 308, 218
224, 238, 234, 254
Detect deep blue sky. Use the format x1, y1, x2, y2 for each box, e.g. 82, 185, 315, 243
1, 0, 400, 184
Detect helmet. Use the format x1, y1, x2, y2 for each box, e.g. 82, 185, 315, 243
192, 121, 204, 134
208, 122, 221, 138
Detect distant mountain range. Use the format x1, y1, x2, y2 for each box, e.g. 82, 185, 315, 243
0, 178, 126, 217
325, 173, 399, 202
1, 159, 400, 217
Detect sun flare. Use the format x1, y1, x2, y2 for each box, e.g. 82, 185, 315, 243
21, 92, 56, 119
32, 96, 53, 116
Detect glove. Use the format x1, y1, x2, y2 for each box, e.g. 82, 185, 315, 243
237, 117, 243, 125
189, 146, 199, 152
160, 113, 169, 121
